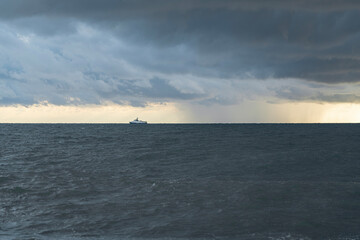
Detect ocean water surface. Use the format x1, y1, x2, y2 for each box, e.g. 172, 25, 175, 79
1, 124, 360, 240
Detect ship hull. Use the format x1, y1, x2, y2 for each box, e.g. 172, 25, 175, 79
129, 121, 147, 124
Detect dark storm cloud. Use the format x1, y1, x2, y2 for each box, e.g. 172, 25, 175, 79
111, 8, 360, 83
84, 72, 200, 102
274, 57, 360, 83
1, 71, 200, 106
2, 0, 360, 106
275, 86, 360, 103
5, 0, 358, 48
1, 0, 360, 19
1, 0, 356, 83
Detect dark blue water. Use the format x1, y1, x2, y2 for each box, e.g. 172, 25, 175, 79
1, 124, 360, 240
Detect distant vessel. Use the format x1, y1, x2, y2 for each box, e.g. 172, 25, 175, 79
129, 117, 147, 124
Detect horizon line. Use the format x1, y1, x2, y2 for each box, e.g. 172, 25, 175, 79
1, 122, 359, 124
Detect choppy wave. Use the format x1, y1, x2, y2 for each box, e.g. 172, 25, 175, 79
1, 124, 360, 239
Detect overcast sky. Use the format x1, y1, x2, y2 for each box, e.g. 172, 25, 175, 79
1, 0, 360, 122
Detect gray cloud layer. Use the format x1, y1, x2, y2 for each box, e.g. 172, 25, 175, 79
1, 0, 360, 106
2, 0, 360, 17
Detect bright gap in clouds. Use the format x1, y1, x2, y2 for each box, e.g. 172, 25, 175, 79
1, 102, 360, 123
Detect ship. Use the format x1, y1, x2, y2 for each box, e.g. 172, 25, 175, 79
129, 117, 147, 124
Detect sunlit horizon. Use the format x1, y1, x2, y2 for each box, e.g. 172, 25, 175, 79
1, 101, 360, 123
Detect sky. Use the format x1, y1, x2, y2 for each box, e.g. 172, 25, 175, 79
1, 0, 360, 123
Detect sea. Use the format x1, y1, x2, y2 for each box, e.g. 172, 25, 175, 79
1, 124, 360, 240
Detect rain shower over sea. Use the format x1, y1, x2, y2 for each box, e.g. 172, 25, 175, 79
1, 124, 360, 240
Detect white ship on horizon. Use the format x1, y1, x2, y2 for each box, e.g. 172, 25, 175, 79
129, 117, 147, 124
